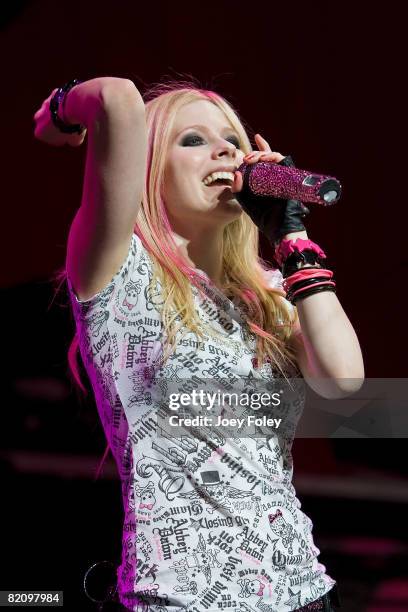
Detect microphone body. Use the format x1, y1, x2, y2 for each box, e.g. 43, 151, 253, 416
237, 159, 342, 206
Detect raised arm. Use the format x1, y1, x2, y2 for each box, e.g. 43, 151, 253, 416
63, 78, 146, 300
63, 78, 147, 301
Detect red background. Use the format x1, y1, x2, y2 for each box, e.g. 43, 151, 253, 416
1, 0, 406, 376
1, 3, 407, 610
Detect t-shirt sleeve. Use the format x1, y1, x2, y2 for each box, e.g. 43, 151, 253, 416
263, 268, 284, 292
66, 232, 142, 320
263, 267, 296, 315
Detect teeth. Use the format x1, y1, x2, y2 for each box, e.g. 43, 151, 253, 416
203, 171, 235, 186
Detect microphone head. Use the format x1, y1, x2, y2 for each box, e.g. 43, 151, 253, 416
318, 179, 342, 205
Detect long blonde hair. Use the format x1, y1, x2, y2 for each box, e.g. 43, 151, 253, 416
134, 80, 299, 374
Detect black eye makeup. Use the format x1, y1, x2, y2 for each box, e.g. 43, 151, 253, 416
180, 132, 241, 149
180, 134, 204, 146
226, 135, 241, 148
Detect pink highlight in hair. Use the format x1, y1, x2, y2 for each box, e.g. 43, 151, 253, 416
134, 199, 211, 302
241, 288, 257, 302
94, 444, 111, 480
67, 334, 88, 394
248, 320, 272, 340
240, 287, 264, 324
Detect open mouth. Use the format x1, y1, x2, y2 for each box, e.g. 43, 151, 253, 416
203, 170, 236, 188
203, 178, 233, 188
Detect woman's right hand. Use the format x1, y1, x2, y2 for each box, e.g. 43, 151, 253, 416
33, 88, 87, 147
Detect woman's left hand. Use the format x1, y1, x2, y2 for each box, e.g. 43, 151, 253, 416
233, 133, 285, 192
232, 133, 310, 247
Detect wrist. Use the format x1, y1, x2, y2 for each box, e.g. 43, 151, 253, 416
61, 80, 100, 127
50, 80, 87, 134
274, 237, 327, 276
281, 230, 308, 241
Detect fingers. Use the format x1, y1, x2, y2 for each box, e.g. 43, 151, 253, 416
48, 88, 58, 100
232, 170, 243, 193
33, 89, 58, 120
243, 151, 285, 165
244, 134, 285, 164
68, 131, 87, 147
254, 133, 272, 152
261, 151, 285, 163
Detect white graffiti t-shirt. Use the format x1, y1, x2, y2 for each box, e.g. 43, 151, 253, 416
67, 232, 336, 611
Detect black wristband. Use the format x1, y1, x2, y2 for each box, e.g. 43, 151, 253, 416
49, 79, 86, 134
290, 284, 337, 305
286, 276, 335, 295
282, 249, 327, 278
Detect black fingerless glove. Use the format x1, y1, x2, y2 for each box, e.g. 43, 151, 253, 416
235, 155, 310, 246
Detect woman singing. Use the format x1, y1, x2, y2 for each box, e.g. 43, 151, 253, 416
33, 76, 364, 611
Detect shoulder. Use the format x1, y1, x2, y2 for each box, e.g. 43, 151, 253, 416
262, 267, 284, 291
67, 231, 148, 312
262, 267, 299, 326
261, 269, 305, 370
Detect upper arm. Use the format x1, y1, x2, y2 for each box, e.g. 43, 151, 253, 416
66, 81, 147, 302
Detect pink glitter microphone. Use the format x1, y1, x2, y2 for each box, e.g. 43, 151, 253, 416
237, 157, 342, 206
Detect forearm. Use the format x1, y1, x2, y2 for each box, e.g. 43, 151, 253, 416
295, 290, 364, 380
61, 77, 141, 127
283, 231, 364, 388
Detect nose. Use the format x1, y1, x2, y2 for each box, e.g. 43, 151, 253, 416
212, 138, 238, 162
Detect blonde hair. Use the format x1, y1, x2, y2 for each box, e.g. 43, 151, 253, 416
133, 79, 299, 374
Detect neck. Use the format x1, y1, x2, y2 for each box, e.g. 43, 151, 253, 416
171, 226, 225, 288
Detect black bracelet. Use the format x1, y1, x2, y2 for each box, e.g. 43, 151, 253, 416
281, 250, 327, 278
290, 284, 336, 304
290, 284, 336, 305
49, 79, 86, 134
286, 276, 335, 300
286, 283, 336, 304
286, 276, 335, 295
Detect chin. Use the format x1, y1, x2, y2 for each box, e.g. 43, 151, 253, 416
224, 198, 244, 217
218, 192, 242, 210
213, 201, 242, 221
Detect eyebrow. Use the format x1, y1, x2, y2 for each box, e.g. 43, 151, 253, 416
175, 124, 239, 139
